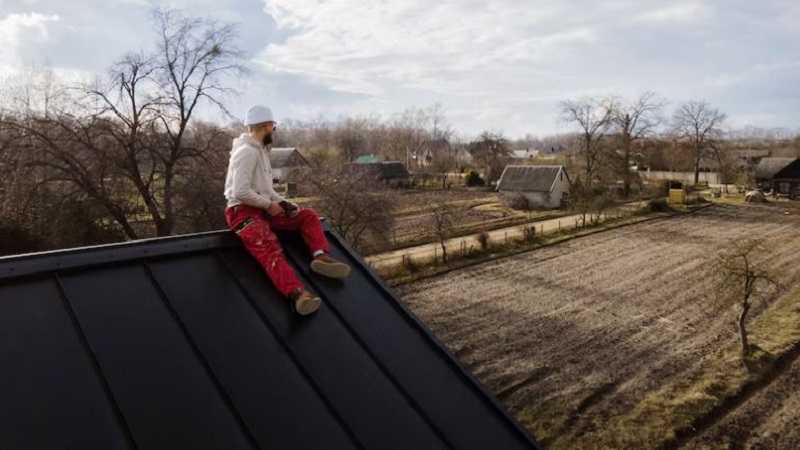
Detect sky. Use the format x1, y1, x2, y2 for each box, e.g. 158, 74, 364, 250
1, 0, 799, 139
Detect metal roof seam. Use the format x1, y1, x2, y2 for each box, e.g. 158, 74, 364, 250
285, 247, 459, 450
52, 271, 139, 449
214, 249, 366, 450
141, 260, 262, 450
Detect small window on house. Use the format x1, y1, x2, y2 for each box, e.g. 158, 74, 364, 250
779, 182, 790, 194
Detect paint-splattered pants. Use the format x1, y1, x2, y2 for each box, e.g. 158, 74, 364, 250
225, 204, 329, 297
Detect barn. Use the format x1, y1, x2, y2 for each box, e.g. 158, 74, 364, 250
755, 157, 800, 197
269, 147, 311, 183
496, 165, 571, 209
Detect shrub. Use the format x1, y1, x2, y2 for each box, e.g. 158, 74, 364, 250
503, 192, 534, 211
402, 254, 420, 273
648, 198, 670, 212
465, 170, 485, 187
0, 222, 41, 256
477, 232, 490, 251
523, 226, 537, 242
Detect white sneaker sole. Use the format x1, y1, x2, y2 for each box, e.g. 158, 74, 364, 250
294, 296, 321, 316
310, 260, 351, 279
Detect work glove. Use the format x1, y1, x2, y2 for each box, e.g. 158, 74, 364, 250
280, 200, 300, 217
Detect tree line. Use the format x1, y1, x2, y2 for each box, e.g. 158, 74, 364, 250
1, 8, 798, 256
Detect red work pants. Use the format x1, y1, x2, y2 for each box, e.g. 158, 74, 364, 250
225, 204, 329, 297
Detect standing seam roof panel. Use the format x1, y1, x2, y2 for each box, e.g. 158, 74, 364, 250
0, 226, 545, 450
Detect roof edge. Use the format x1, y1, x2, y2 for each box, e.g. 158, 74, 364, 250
323, 229, 544, 448
0, 230, 239, 281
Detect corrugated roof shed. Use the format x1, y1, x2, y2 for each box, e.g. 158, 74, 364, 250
755, 157, 800, 180
269, 147, 309, 169
497, 165, 567, 192
0, 226, 543, 450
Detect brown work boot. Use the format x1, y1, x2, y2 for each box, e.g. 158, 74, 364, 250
310, 253, 351, 279
289, 289, 321, 316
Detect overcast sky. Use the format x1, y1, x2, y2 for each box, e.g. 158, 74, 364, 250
1, 0, 798, 139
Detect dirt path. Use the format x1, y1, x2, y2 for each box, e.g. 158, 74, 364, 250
395, 204, 800, 448
367, 202, 646, 271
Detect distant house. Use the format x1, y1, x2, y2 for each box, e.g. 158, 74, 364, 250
346, 161, 410, 188
734, 149, 771, 169
269, 148, 310, 183
755, 157, 800, 196
511, 148, 540, 163
418, 139, 453, 167
496, 165, 570, 209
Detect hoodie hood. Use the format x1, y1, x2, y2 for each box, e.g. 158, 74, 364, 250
232, 133, 268, 153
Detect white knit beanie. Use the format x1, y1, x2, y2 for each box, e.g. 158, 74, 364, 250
243, 105, 275, 126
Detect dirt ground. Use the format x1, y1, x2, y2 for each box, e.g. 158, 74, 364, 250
396, 204, 800, 449
683, 348, 800, 449
364, 189, 527, 254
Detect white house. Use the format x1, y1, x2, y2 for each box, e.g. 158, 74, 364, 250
496, 165, 571, 209
511, 148, 540, 163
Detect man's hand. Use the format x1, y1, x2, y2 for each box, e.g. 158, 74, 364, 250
266, 202, 284, 217
280, 200, 300, 217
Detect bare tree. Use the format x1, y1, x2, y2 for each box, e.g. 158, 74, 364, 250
12, 9, 246, 239
560, 97, 614, 226
611, 92, 666, 196
335, 117, 373, 162
171, 121, 232, 233
672, 100, 726, 185
394, 107, 430, 171
559, 97, 615, 189
708, 240, 781, 355
467, 131, 512, 183
794, 134, 800, 158
427, 102, 453, 142
146, 8, 245, 235
427, 203, 456, 263
306, 165, 397, 254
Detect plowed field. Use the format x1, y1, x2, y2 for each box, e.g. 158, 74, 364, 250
397, 204, 800, 449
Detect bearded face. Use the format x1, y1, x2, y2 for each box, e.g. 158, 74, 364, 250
262, 131, 273, 146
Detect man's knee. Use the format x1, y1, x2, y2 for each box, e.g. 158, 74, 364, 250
298, 207, 320, 222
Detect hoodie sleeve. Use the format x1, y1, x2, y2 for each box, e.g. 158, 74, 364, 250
268, 190, 286, 204
229, 146, 272, 209
263, 154, 286, 204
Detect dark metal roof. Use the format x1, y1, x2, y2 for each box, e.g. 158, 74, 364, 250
497, 165, 568, 192
755, 157, 800, 180
0, 226, 543, 450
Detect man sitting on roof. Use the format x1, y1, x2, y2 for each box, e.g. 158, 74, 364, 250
224, 105, 350, 316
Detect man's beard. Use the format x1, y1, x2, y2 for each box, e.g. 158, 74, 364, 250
262, 132, 273, 146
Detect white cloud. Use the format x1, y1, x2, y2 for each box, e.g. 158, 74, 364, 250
0, 13, 60, 68
703, 73, 742, 89
248, 0, 800, 136
258, 0, 598, 99
632, 3, 708, 24
1, 0, 798, 137
751, 60, 800, 74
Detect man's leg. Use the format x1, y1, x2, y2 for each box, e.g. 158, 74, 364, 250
268, 207, 329, 254
269, 207, 350, 279
225, 206, 321, 315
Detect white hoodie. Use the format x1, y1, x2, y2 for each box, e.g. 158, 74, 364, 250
224, 134, 286, 209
